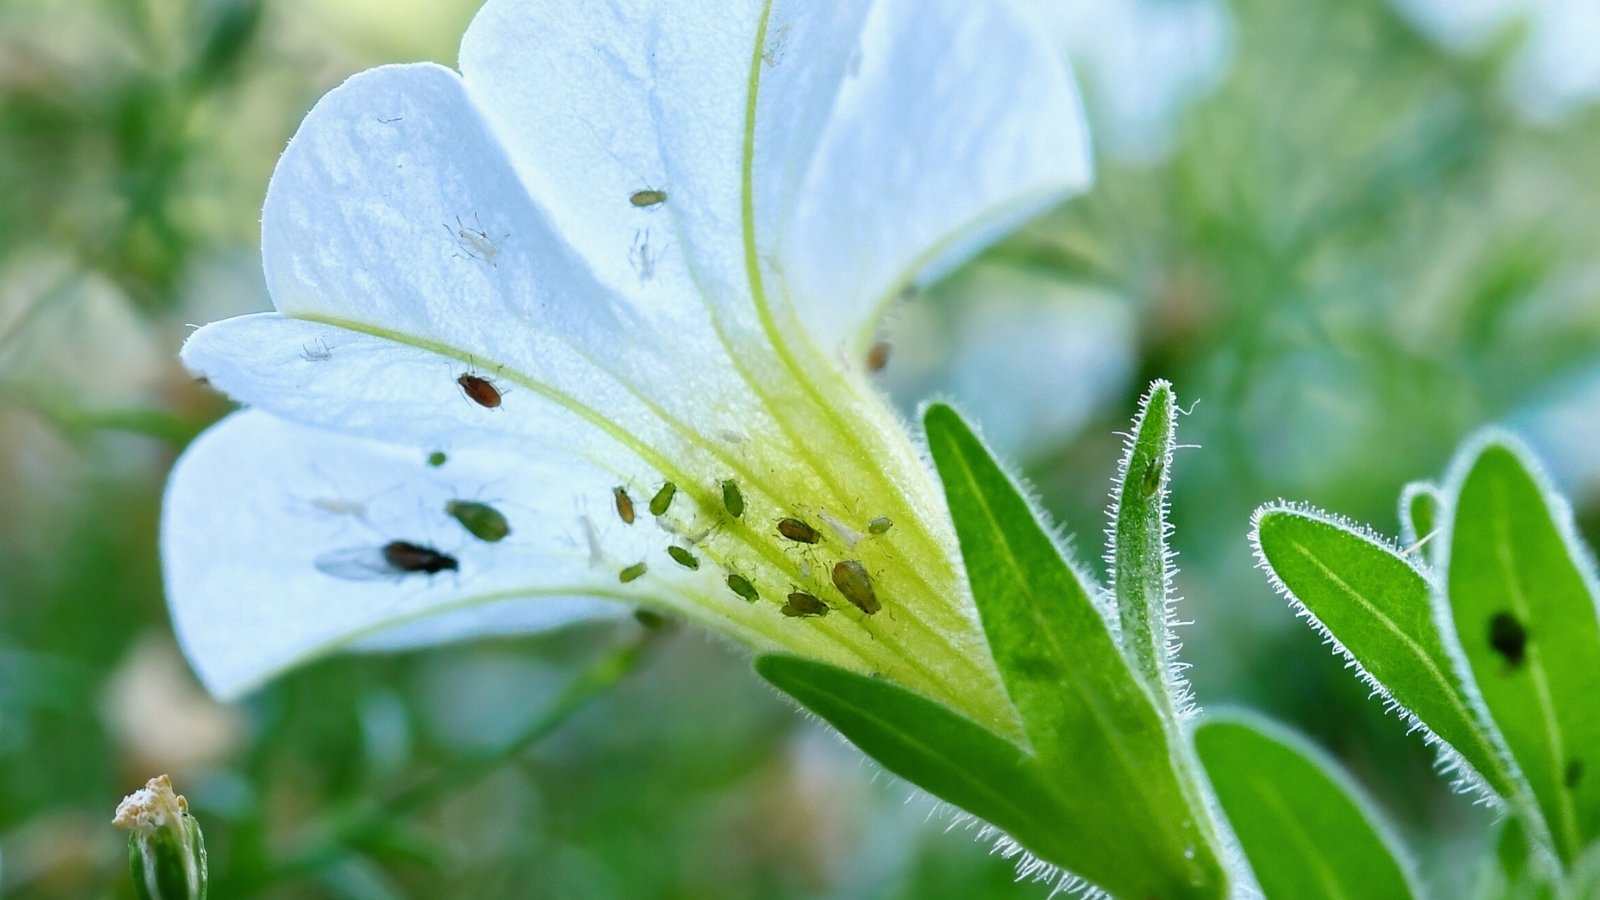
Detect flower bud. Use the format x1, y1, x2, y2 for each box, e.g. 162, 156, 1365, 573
113, 775, 208, 900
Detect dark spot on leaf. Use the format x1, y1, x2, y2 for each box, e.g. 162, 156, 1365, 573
1566, 760, 1583, 789
1488, 611, 1526, 668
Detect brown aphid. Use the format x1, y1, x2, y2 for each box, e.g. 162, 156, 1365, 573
777, 517, 820, 544
832, 560, 879, 614
457, 373, 503, 408
613, 486, 636, 525
866, 341, 890, 373
383, 540, 459, 574
782, 591, 829, 618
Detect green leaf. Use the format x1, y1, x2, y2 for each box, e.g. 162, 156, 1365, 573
1398, 481, 1443, 561
755, 655, 1072, 861
1443, 437, 1600, 863
1252, 506, 1517, 801
1195, 713, 1420, 900
1110, 380, 1186, 708
924, 403, 1227, 900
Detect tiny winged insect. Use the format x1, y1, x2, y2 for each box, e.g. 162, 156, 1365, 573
831, 560, 879, 615
781, 591, 828, 618
446, 500, 511, 543
315, 540, 459, 581
457, 373, 503, 409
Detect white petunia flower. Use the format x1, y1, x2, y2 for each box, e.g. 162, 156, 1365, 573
163, 0, 1091, 737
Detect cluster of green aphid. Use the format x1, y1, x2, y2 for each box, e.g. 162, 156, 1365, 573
609, 477, 894, 622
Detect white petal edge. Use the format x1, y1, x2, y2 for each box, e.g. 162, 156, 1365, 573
775, 0, 1093, 359
161, 409, 667, 699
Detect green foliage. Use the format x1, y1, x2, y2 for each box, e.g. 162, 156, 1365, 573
1255, 433, 1600, 889
1445, 439, 1600, 864
1110, 380, 1182, 703
753, 656, 1065, 859
1252, 506, 1514, 799
1195, 712, 1419, 900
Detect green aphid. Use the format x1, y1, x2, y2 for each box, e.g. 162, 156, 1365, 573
426, 450, 448, 467
726, 572, 759, 603
1141, 457, 1163, 496
445, 500, 511, 543
782, 591, 828, 618
667, 545, 700, 570
633, 609, 668, 630
649, 482, 677, 516
613, 486, 636, 525
619, 562, 648, 583
721, 479, 745, 518
630, 189, 668, 207
831, 560, 879, 615
777, 517, 820, 544
866, 516, 893, 535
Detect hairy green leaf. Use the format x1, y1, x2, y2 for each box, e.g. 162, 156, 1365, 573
925, 403, 1226, 900
755, 655, 1072, 862
1398, 481, 1443, 562
1110, 380, 1184, 707
1444, 438, 1600, 863
1252, 506, 1516, 800
1195, 713, 1419, 900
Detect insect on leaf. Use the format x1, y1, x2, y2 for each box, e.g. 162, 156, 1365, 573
1443, 437, 1600, 863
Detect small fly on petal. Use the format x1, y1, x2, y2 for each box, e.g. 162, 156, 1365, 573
445, 500, 511, 543
832, 560, 879, 615
667, 546, 700, 570
776, 517, 820, 544
314, 541, 459, 581
726, 572, 759, 603
384, 540, 459, 574
457, 373, 503, 409
613, 486, 636, 524
782, 591, 828, 618
649, 482, 677, 516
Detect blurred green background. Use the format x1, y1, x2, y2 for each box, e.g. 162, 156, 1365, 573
3, 0, 1598, 896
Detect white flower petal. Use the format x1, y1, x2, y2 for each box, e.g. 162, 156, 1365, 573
162, 410, 653, 698
459, 0, 1091, 361
776, 0, 1093, 358
198, 61, 765, 469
